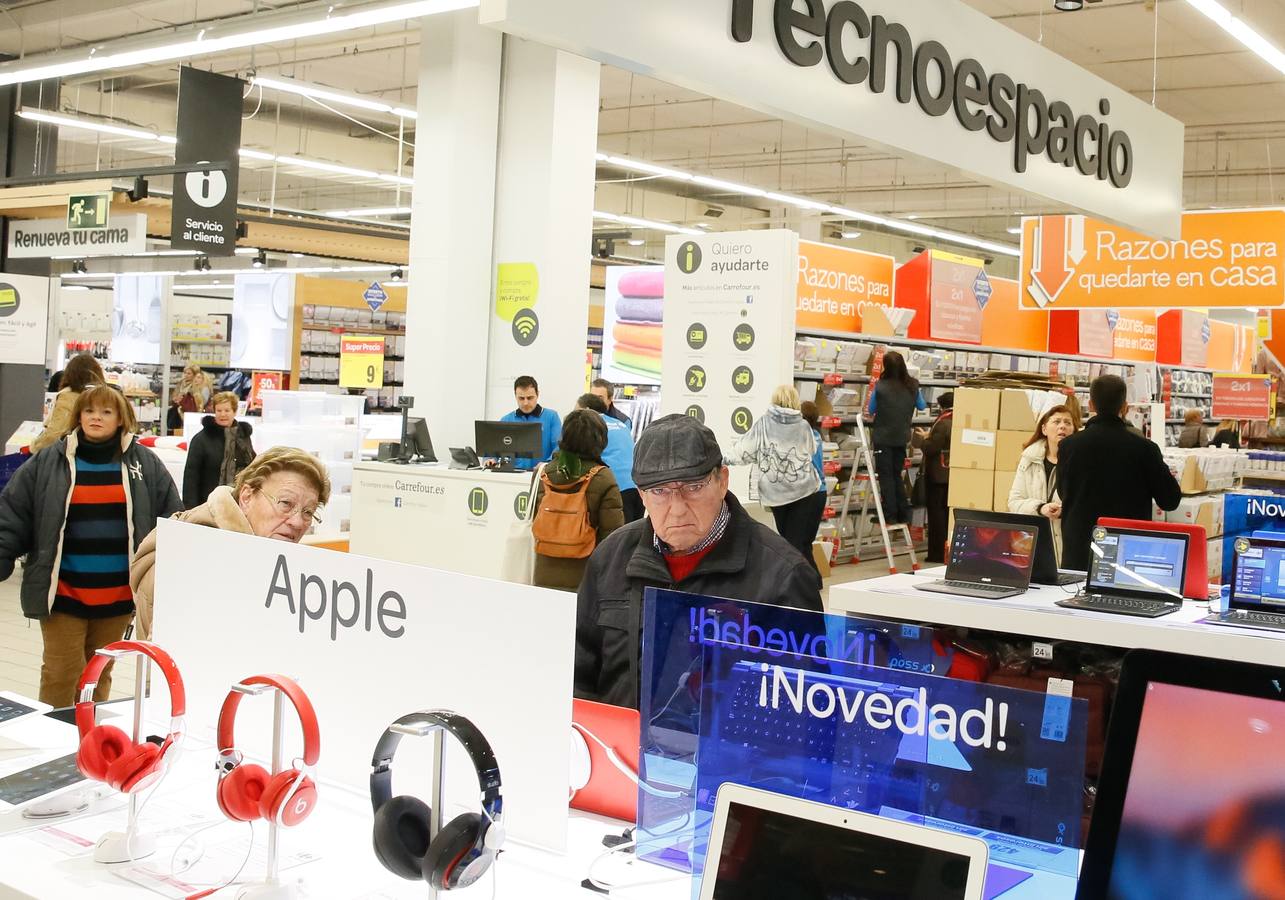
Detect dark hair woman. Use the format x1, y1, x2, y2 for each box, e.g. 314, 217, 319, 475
868, 350, 926, 524
1007, 404, 1076, 564
530, 409, 624, 591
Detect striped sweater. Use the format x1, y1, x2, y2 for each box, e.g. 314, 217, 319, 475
53, 435, 133, 619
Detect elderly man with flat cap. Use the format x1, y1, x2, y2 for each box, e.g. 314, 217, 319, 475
575, 414, 824, 708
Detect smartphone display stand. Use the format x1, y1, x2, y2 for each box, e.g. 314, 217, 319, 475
94, 648, 157, 863
388, 719, 448, 900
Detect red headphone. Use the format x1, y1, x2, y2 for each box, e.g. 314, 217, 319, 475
75, 640, 186, 794
215, 675, 321, 828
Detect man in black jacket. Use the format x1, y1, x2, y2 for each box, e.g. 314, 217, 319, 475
1058, 375, 1182, 570
575, 414, 823, 708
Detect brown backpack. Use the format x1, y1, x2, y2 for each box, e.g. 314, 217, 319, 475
532, 466, 603, 559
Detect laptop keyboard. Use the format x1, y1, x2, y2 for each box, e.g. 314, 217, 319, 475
1230, 610, 1285, 628
1059, 594, 1179, 617
0, 696, 36, 725
941, 580, 1014, 594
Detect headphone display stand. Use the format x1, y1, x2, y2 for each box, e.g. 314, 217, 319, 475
388, 719, 449, 900
233, 680, 303, 900
93, 649, 157, 864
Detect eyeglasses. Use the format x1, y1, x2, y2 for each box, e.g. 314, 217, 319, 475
643, 472, 717, 503
260, 489, 322, 526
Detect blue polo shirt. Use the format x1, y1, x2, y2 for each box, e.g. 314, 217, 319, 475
811, 427, 826, 495
599, 412, 636, 492
499, 405, 561, 470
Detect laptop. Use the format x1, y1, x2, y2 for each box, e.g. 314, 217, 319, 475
1202, 535, 1285, 632
1098, 518, 1209, 600
698, 783, 989, 900
1055, 525, 1187, 618
569, 699, 645, 823
915, 518, 1037, 599
1075, 649, 1285, 900
954, 508, 1084, 586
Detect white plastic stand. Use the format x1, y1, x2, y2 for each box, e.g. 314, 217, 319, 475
234, 680, 302, 900
388, 719, 448, 900
94, 649, 156, 863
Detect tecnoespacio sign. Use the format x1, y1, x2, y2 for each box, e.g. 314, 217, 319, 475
481, 0, 1185, 238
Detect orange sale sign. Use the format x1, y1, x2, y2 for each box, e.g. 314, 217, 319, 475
796, 241, 895, 333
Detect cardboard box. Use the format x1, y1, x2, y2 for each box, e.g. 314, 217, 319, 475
949, 468, 995, 511
994, 470, 1017, 512
812, 541, 833, 579
949, 388, 1000, 470
1000, 389, 1043, 432
995, 430, 1029, 472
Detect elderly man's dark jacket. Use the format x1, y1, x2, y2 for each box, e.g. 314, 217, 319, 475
574, 492, 823, 708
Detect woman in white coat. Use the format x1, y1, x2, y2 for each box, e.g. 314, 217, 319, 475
1008, 405, 1076, 563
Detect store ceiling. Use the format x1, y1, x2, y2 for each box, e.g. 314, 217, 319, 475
2, 0, 1285, 257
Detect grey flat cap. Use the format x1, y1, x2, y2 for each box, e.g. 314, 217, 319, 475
632, 414, 724, 490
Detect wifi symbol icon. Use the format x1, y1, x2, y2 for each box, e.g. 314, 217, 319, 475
511, 308, 540, 346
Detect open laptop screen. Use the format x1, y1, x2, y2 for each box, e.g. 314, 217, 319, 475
945, 522, 1035, 588
1088, 530, 1186, 599
1231, 538, 1285, 611
709, 800, 973, 899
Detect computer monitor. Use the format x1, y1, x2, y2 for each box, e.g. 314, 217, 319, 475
1075, 649, 1285, 900
1229, 536, 1285, 612
954, 508, 1066, 586
475, 420, 542, 470
400, 416, 436, 463
1087, 527, 1188, 601
944, 520, 1037, 590
699, 783, 988, 900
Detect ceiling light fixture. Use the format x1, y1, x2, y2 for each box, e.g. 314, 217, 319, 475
194, 256, 211, 272
1007, 226, 1023, 234
841, 231, 862, 240
322, 206, 414, 218
389, 268, 404, 282
627, 239, 646, 246
71, 259, 88, 275
0, 0, 481, 87
1185, 0, 1285, 75
252, 250, 267, 268
1053, 0, 1084, 10
251, 74, 417, 120
593, 211, 704, 236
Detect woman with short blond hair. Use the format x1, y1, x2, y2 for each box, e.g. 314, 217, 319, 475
131, 447, 331, 638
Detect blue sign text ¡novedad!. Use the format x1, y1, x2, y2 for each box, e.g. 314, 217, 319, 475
972, 269, 992, 310
363, 281, 388, 313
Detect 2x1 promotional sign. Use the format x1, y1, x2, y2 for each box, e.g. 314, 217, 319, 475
929, 250, 986, 343
1020, 210, 1285, 309
1211, 374, 1272, 420
339, 335, 386, 389
171, 67, 244, 256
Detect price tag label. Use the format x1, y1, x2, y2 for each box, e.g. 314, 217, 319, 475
823, 461, 842, 475
823, 373, 844, 386
820, 416, 842, 430
339, 334, 386, 388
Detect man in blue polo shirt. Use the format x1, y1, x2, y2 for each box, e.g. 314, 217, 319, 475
499, 375, 561, 470
578, 393, 642, 522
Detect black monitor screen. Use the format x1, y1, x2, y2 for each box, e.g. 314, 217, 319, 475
709, 801, 971, 899
475, 420, 542, 461
945, 522, 1035, 588
402, 417, 436, 462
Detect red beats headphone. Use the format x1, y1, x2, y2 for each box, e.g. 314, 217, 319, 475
75, 640, 186, 794
215, 675, 321, 828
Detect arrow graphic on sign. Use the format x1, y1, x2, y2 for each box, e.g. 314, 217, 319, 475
1028, 215, 1075, 308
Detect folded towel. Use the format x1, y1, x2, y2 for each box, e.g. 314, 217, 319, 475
614, 346, 662, 375
612, 321, 663, 352
615, 295, 663, 323
617, 269, 664, 298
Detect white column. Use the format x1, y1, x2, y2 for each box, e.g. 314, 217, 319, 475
404, 12, 503, 450
485, 38, 600, 419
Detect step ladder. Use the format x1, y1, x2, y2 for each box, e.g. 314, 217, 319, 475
834, 416, 918, 574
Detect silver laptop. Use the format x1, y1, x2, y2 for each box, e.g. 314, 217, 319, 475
698, 783, 988, 900
1203, 536, 1285, 632
915, 519, 1038, 599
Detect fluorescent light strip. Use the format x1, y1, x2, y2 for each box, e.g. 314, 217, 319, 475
593, 210, 703, 236
64, 263, 404, 280
251, 75, 417, 120
323, 207, 413, 218
0, 0, 480, 87
176, 282, 236, 290
18, 108, 412, 187
1185, 0, 1285, 75
598, 152, 1020, 257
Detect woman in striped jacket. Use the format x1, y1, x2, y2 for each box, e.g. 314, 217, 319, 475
0, 385, 180, 706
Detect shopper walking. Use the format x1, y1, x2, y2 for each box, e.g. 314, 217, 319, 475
131, 446, 331, 639
1058, 375, 1182, 570
1008, 405, 1075, 564
868, 351, 926, 525
31, 353, 105, 452
577, 393, 642, 523
725, 386, 822, 569
799, 401, 831, 571
1177, 409, 1209, 448
498, 375, 561, 470
0, 385, 181, 706
531, 410, 623, 592
590, 378, 633, 429
918, 391, 954, 564
182, 391, 256, 508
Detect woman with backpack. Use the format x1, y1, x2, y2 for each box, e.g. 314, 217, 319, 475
531, 409, 624, 591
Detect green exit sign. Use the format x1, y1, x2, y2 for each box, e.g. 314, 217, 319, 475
67, 193, 111, 230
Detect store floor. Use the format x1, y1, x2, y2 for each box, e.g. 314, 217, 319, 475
0, 557, 895, 700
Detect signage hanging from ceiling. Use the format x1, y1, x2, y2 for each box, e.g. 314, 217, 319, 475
480, 0, 1185, 238
67, 192, 111, 230
6, 213, 148, 258
170, 67, 244, 256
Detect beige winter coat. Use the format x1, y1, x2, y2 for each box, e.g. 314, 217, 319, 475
30, 389, 79, 453
1008, 439, 1063, 564
129, 485, 252, 639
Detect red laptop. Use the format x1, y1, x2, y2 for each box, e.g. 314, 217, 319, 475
1097, 518, 1209, 600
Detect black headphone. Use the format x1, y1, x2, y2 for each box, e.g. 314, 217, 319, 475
370, 711, 504, 890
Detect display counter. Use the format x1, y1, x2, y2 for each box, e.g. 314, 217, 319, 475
349, 461, 532, 577
829, 569, 1285, 666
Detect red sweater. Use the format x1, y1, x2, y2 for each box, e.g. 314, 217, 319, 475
663, 543, 717, 583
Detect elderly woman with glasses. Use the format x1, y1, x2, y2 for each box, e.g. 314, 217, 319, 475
129, 446, 331, 640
